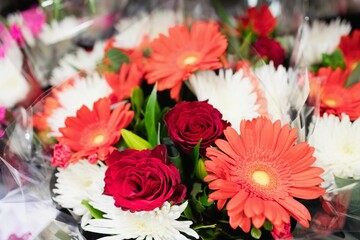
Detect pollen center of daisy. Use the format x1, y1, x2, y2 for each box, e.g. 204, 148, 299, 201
183, 56, 198, 65
93, 134, 105, 144
252, 170, 270, 186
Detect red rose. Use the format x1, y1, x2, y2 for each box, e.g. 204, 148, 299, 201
164, 101, 229, 155
52, 144, 72, 168
253, 36, 286, 67
239, 4, 276, 36
103, 145, 186, 212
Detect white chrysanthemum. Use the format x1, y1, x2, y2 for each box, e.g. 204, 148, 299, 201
39, 17, 92, 45
53, 160, 107, 216
307, 114, 360, 191
83, 195, 199, 240
114, 9, 182, 49
298, 18, 350, 66
254, 62, 292, 124
189, 69, 260, 131
47, 73, 112, 137
0, 58, 30, 108
50, 41, 105, 86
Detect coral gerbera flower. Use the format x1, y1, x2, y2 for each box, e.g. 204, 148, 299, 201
238, 4, 276, 36
57, 98, 134, 165
146, 22, 228, 100
205, 117, 325, 232
105, 63, 143, 102
339, 29, 360, 67
309, 67, 360, 120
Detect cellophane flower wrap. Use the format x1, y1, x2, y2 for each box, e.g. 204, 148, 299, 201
2, 0, 360, 239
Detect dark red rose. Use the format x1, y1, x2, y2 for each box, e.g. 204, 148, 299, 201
253, 36, 286, 67
239, 4, 276, 36
103, 145, 186, 212
164, 101, 229, 155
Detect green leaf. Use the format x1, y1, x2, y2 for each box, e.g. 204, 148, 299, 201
321, 50, 346, 70
144, 84, 159, 147
250, 227, 262, 239
195, 158, 208, 181
199, 190, 213, 207
131, 87, 144, 118
183, 203, 194, 220
190, 139, 202, 163
263, 220, 273, 231
239, 31, 254, 59
81, 200, 104, 219
121, 129, 152, 150
105, 48, 130, 72
345, 64, 360, 88
192, 195, 206, 214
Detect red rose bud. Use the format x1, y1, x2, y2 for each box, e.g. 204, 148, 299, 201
52, 144, 72, 168
164, 101, 229, 155
104, 145, 186, 212
253, 36, 286, 67
271, 223, 293, 240
239, 4, 277, 36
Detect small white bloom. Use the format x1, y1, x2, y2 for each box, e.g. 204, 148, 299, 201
307, 114, 360, 191
39, 17, 92, 45
189, 69, 260, 131
298, 18, 350, 66
0, 58, 30, 108
47, 73, 112, 137
50, 41, 105, 86
83, 195, 199, 240
53, 160, 107, 216
114, 9, 182, 49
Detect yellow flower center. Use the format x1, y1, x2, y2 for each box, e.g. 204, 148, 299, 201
324, 98, 338, 107
183, 56, 198, 65
252, 170, 270, 186
93, 134, 105, 145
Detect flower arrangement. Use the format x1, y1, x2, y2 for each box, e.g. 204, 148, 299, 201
2, 1, 360, 240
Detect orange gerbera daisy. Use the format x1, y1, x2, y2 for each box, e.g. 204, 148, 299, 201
205, 117, 324, 232
309, 67, 360, 120
57, 97, 134, 164
339, 29, 360, 67
146, 22, 228, 100
105, 63, 143, 102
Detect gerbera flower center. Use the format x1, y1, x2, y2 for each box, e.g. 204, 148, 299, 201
178, 52, 201, 68
93, 134, 105, 145
323, 97, 340, 107
252, 170, 270, 186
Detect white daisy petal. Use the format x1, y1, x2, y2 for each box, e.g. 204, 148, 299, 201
53, 160, 107, 217
0, 58, 30, 108
39, 17, 92, 45
298, 18, 350, 66
46, 73, 112, 137
307, 114, 360, 191
50, 41, 105, 86
189, 69, 260, 132
254, 62, 293, 125
114, 9, 182, 49
84, 195, 199, 240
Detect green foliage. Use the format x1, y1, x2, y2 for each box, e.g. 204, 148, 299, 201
345, 64, 360, 88
81, 200, 104, 219
250, 227, 262, 239
121, 129, 152, 150
105, 49, 130, 72
321, 50, 346, 70
144, 84, 160, 147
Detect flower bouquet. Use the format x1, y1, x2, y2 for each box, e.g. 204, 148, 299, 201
2, 1, 360, 239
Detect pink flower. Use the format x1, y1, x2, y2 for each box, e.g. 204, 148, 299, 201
9, 24, 25, 47
52, 144, 72, 168
271, 223, 293, 240
22, 7, 46, 37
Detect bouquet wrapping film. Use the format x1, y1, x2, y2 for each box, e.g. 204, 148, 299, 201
1, 0, 360, 239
